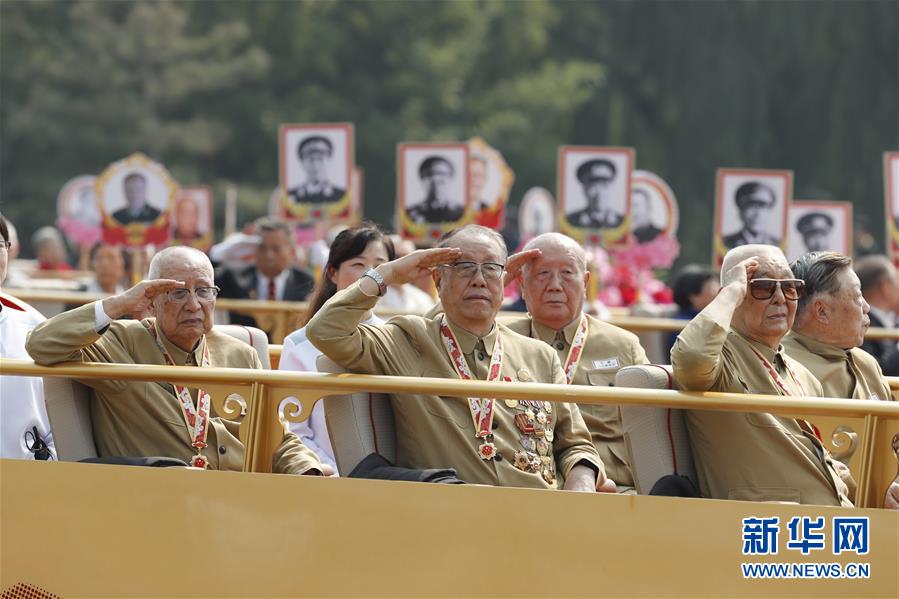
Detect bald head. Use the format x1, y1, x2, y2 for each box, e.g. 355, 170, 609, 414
721, 244, 789, 285
522, 233, 586, 272
148, 246, 213, 280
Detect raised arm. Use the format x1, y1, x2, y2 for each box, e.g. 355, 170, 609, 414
670, 257, 756, 391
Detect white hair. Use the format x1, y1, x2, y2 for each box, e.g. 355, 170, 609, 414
148, 246, 212, 279
720, 244, 787, 285
521, 233, 586, 270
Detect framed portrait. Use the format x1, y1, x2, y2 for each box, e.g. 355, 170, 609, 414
630, 170, 679, 245
713, 168, 793, 266
518, 187, 557, 243
558, 145, 634, 246
786, 200, 852, 262
279, 123, 354, 223
884, 152, 899, 268
469, 137, 515, 230
56, 175, 101, 248
397, 142, 470, 243
96, 152, 176, 247
170, 186, 213, 251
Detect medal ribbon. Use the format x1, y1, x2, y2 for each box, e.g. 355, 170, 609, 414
748, 345, 821, 441
144, 321, 212, 463
561, 315, 589, 385
439, 318, 504, 439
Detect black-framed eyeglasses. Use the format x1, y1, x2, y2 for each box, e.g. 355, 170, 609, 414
25, 426, 53, 461
442, 261, 505, 281
166, 286, 220, 303
749, 278, 805, 301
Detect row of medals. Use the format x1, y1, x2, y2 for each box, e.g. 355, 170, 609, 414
505, 398, 555, 485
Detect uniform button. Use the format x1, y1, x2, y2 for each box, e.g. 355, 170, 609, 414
555, 342, 565, 350
494, 452, 504, 462
219, 446, 226, 455
492, 421, 499, 430
477, 352, 486, 361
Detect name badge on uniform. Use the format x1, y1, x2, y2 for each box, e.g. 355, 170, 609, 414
592, 357, 620, 370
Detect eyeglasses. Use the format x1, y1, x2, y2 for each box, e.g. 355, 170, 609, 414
749, 278, 805, 301
442, 261, 505, 280
25, 426, 53, 461
166, 286, 220, 303
0, 240, 11, 251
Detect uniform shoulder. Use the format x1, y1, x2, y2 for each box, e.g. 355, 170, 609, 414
207, 328, 260, 363
585, 314, 642, 345
849, 346, 884, 372
497, 314, 531, 335
498, 323, 556, 357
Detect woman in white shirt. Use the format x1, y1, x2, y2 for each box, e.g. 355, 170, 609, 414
279, 224, 395, 474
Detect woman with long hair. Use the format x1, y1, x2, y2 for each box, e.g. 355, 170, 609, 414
279, 224, 395, 474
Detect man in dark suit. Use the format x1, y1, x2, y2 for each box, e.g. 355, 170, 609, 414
406, 156, 465, 224
288, 136, 346, 204
215, 217, 315, 335
722, 181, 780, 249
855, 254, 899, 375
112, 172, 162, 225
565, 159, 624, 229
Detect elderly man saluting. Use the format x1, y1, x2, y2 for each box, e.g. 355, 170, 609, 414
306, 225, 606, 491
671, 245, 853, 506
501, 233, 648, 493
27, 246, 322, 474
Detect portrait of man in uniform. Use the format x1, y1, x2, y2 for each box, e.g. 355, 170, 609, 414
629, 169, 679, 249
398, 143, 469, 233
280, 123, 353, 212
559, 146, 633, 243
786, 200, 852, 262
112, 172, 162, 225
170, 187, 213, 250
288, 136, 346, 204
715, 169, 791, 265
630, 187, 662, 243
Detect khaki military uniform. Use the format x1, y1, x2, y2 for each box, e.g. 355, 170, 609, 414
26, 303, 320, 474
502, 313, 648, 490
306, 283, 604, 489
671, 305, 853, 506
783, 331, 893, 402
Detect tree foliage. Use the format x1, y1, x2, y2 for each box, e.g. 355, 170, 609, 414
1, 0, 896, 267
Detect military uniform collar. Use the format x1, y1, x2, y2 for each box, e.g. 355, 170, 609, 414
732, 328, 787, 367
530, 313, 583, 346
445, 318, 497, 355
786, 330, 849, 362
151, 319, 207, 366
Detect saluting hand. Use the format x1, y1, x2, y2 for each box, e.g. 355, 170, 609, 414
502, 248, 542, 287
721, 257, 759, 303
101, 279, 185, 320
378, 247, 463, 286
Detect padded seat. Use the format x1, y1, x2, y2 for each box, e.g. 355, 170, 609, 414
44, 324, 271, 462
316, 355, 396, 474
616, 364, 697, 494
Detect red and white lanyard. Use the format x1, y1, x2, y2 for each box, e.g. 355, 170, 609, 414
439, 318, 504, 460
561, 316, 589, 385
144, 321, 212, 469
748, 345, 821, 441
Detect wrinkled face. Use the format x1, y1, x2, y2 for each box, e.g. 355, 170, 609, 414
521, 244, 588, 328
92, 244, 125, 287
434, 233, 505, 328
152, 254, 215, 350
300, 152, 329, 183
733, 254, 797, 346
256, 229, 293, 278
822, 269, 870, 348
423, 162, 453, 200
329, 240, 390, 292
124, 176, 147, 209
175, 199, 200, 235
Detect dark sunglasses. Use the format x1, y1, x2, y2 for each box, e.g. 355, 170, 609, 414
749, 278, 805, 301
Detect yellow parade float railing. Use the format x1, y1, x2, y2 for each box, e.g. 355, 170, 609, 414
1, 358, 898, 597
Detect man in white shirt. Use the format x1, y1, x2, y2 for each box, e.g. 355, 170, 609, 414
0, 215, 56, 460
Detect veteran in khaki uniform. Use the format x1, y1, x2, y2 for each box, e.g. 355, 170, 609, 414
500, 233, 648, 492
307, 225, 605, 491
782, 251, 899, 509
671, 244, 853, 506
27, 247, 322, 475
